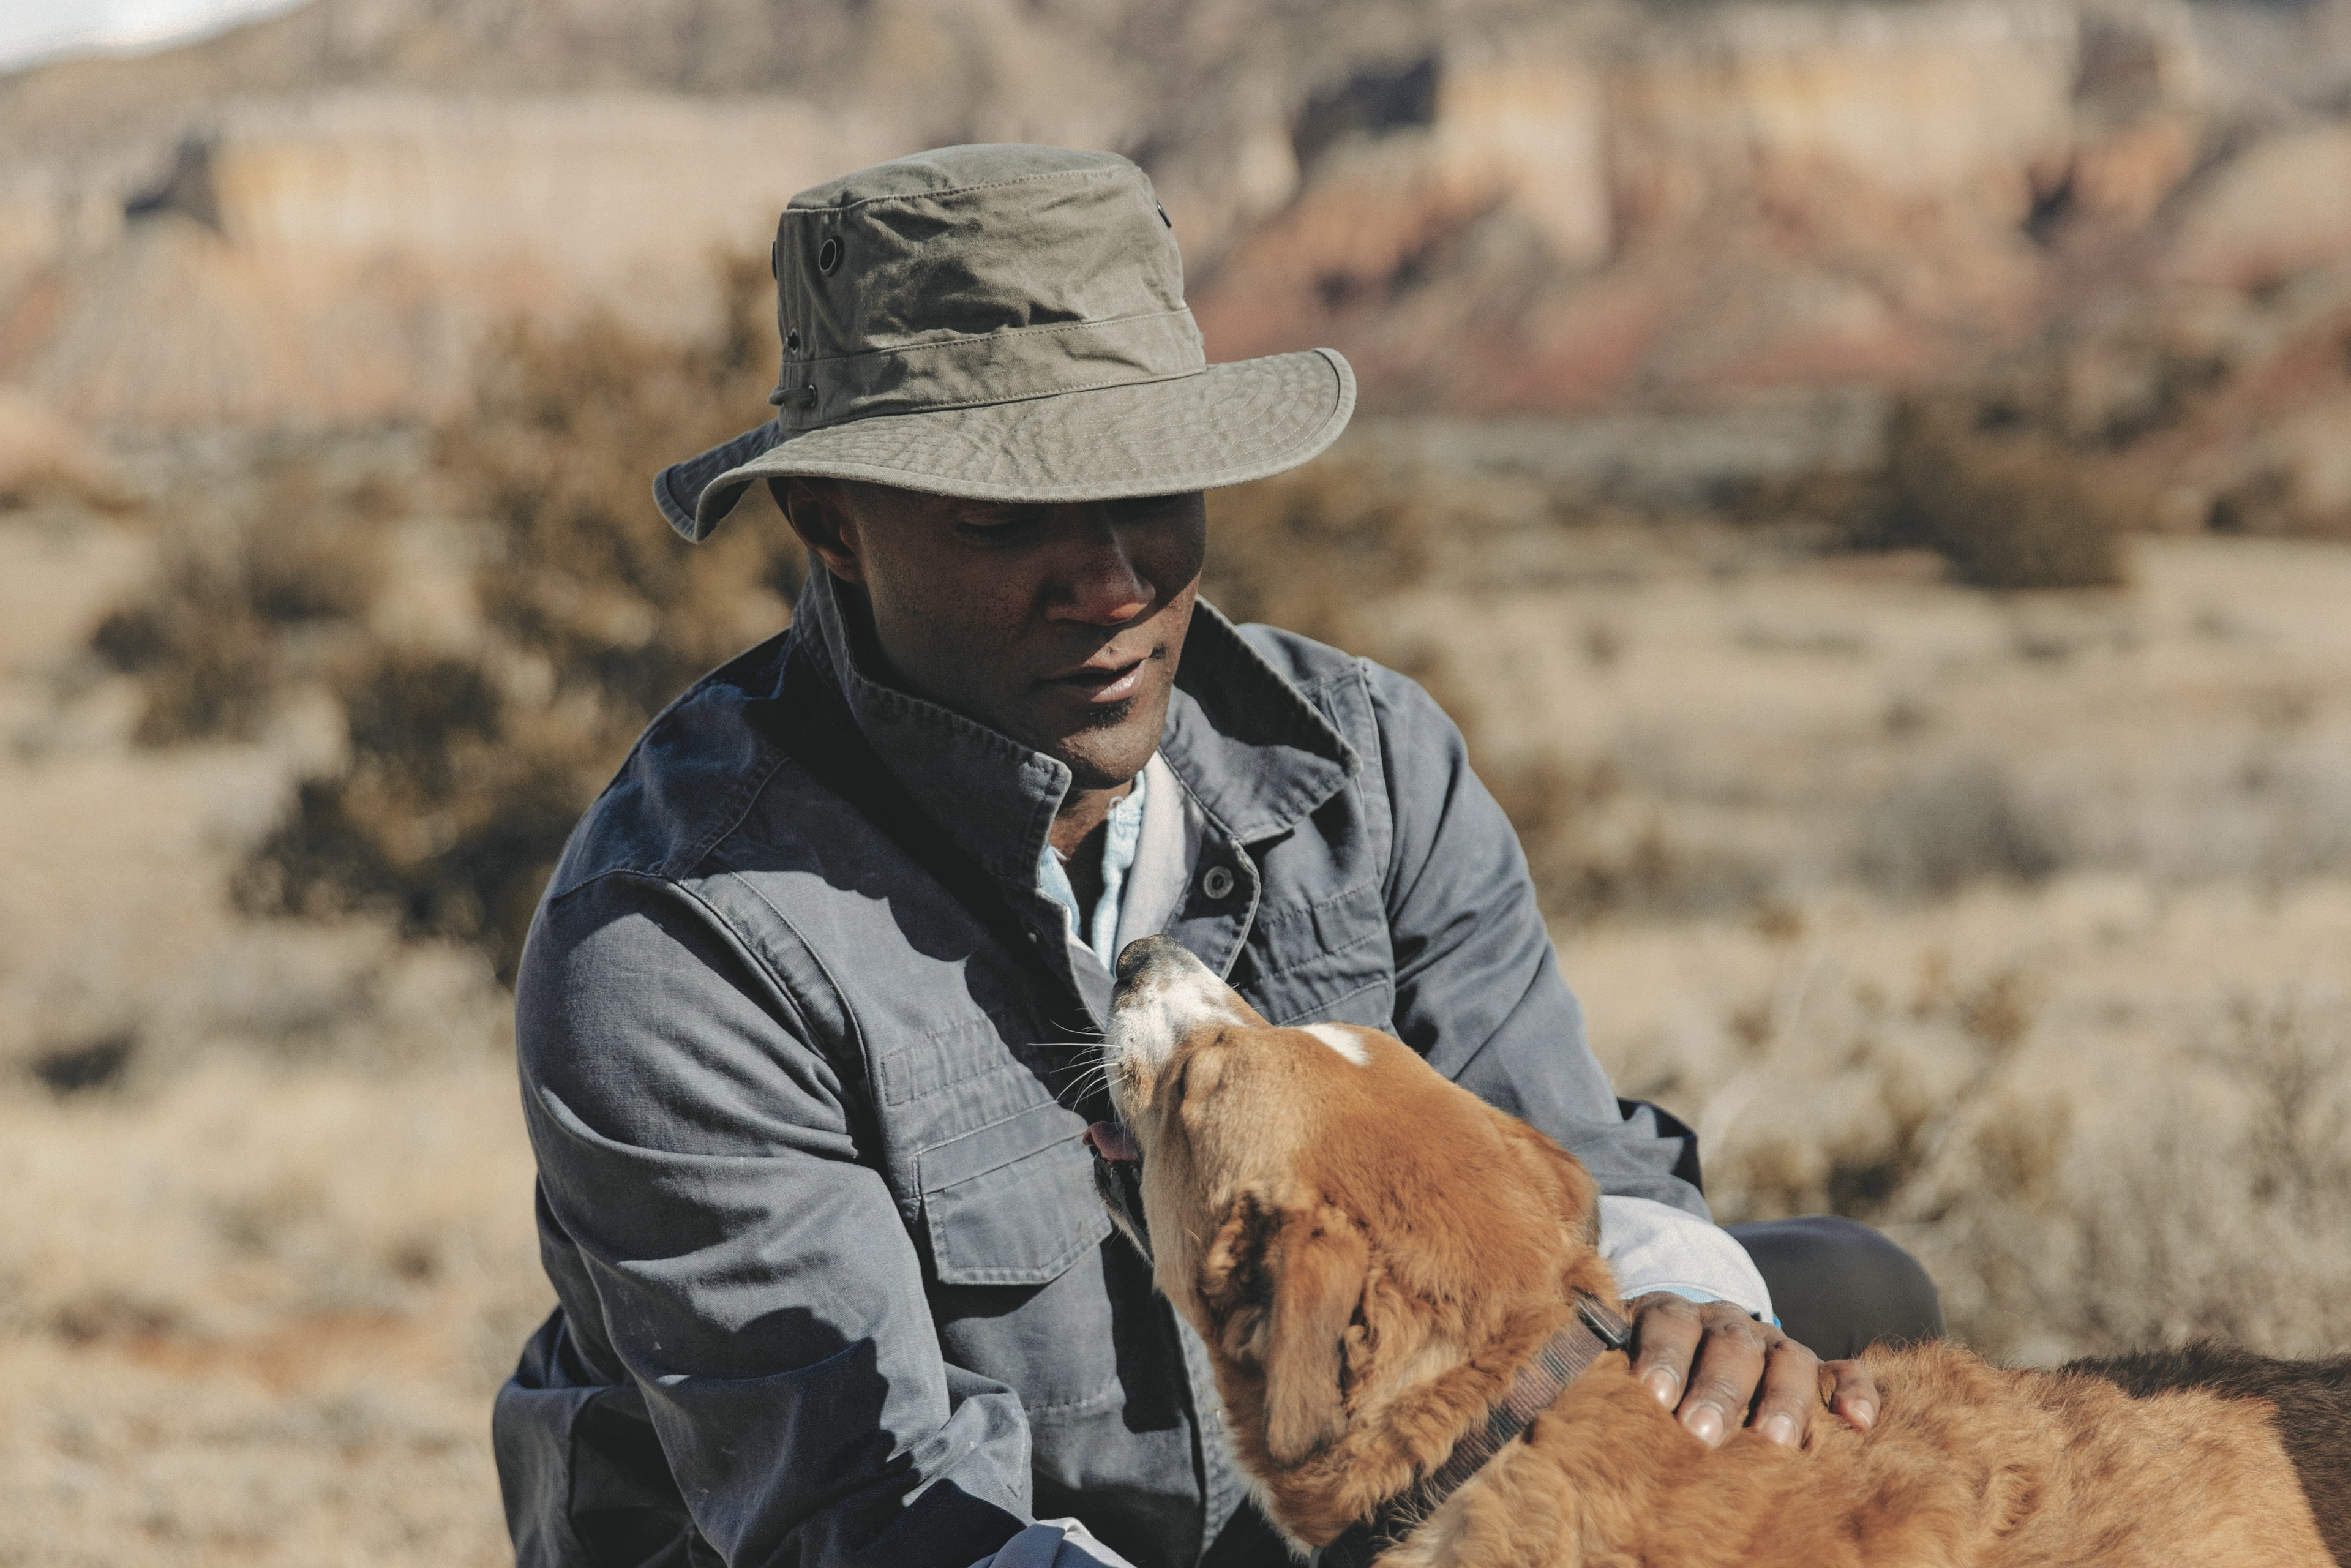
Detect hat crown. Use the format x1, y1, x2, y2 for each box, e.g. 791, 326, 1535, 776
768, 144, 1202, 430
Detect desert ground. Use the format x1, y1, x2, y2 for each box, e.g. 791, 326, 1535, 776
4, 423, 2349, 1563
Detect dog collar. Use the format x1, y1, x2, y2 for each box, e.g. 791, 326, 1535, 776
1316, 1294, 1632, 1568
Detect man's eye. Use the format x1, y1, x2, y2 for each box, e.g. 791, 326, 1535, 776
954, 512, 1040, 541
1106, 494, 1187, 524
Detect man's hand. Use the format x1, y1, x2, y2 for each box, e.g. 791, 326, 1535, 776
1624, 1293, 1878, 1449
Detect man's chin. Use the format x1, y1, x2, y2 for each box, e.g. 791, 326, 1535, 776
1037, 699, 1166, 790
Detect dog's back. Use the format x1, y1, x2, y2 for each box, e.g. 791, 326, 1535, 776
1826, 1339, 2347, 1568
2061, 1345, 2351, 1564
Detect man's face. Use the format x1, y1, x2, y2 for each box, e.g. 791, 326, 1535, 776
785, 480, 1207, 790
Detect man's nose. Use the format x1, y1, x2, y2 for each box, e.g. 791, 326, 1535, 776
1048, 512, 1152, 626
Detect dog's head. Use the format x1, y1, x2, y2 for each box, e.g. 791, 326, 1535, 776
1096, 936, 1615, 1545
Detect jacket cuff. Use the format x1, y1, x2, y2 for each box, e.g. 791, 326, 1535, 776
1599, 1195, 1775, 1321
970, 1521, 1137, 1568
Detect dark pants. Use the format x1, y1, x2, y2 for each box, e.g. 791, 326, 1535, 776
1728, 1214, 1944, 1358
1200, 1214, 1942, 1566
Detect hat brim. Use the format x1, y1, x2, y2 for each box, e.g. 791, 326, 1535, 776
653, 348, 1355, 541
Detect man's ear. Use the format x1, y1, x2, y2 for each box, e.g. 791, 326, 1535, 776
777, 476, 865, 582
1261, 1205, 1370, 1466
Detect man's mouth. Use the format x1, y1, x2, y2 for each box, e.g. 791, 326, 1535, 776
1044, 651, 1152, 705
1084, 1119, 1141, 1165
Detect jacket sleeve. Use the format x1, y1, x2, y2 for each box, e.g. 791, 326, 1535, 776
1362, 662, 1714, 1221
516, 868, 1038, 1568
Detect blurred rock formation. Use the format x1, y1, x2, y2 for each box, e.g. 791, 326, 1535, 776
0, 0, 2349, 528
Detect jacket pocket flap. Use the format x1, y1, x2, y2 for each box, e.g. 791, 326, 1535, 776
918, 1101, 1112, 1286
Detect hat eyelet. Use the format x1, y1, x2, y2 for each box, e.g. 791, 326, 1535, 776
817, 236, 842, 276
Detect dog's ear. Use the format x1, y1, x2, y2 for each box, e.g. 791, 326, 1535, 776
1261, 1204, 1369, 1465
1200, 1194, 1370, 1466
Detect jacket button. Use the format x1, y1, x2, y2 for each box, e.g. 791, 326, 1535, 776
1201, 865, 1236, 901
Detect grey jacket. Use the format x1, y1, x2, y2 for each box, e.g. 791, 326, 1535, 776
492, 573, 1714, 1568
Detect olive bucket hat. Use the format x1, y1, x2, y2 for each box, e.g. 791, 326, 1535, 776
651, 143, 1356, 541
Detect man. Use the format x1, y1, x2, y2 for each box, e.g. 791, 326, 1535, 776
493, 144, 1942, 1568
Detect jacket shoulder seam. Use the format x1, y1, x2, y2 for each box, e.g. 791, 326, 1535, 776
661, 740, 801, 884
703, 849, 869, 1097
546, 866, 822, 1049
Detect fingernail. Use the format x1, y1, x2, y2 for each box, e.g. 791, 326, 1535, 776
1643, 1368, 1679, 1407
1847, 1398, 1876, 1430
1759, 1413, 1799, 1447
1683, 1405, 1724, 1446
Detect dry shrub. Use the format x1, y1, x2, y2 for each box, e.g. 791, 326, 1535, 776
449, 252, 808, 715
1947, 991, 2351, 1360
1739, 395, 2145, 590
241, 255, 806, 980
1199, 456, 1442, 651
1486, 754, 1772, 926
1711, 962, 2048, 1231
26, 1030, 139, 1097
2205, 457, 2351, 541
1701, 955, 2351, 1362
89, 463, 388, 745
1868, 399, 2135, 590
1853, 757, 2070, 897
235, 653, 593, 971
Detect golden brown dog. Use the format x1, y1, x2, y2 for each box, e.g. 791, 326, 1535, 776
1094, 936, 2351, 1567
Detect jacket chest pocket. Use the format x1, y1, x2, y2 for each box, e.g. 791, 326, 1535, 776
917, 1100, 1127, 1419
1235, 879, 1393, 1027
917, 1100, 1112, 1285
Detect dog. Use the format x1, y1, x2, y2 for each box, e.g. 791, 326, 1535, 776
1086, 936, 2351, 1567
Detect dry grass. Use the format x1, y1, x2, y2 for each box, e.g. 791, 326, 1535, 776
0, 1054, 542, 1568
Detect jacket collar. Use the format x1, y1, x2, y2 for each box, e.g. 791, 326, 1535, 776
1161, 599, 1360, 842
791, 570, 1359, 892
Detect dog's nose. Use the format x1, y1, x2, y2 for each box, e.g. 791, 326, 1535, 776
1114, 931, 1213, 992
1114, 934, 1191, 988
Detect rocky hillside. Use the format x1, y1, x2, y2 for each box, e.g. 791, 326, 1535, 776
3, 0, 2351, 525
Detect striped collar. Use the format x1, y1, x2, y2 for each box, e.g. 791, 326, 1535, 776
1317, 1296, 1632, 1568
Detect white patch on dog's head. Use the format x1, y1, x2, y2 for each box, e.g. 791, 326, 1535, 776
1105, 939, 1240, 1084
1300, 1022, 1371, 1066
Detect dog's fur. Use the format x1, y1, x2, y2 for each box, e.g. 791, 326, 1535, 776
1101, 937, 2351, 1567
